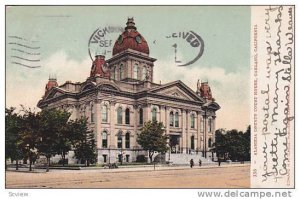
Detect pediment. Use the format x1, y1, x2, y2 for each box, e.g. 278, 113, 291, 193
149, 81, 205, 103
98, 83, 120, 91
44, 88, 65, 100
81, 82, 96, 92
204, 101, 221, 111
156, 87, 194, 101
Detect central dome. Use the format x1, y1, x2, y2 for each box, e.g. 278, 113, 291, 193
112, 18, 149, 56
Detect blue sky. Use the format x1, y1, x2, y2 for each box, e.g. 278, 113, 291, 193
6, 6, 250, 130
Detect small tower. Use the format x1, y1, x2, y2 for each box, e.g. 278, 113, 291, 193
196, 79, 213, 100
125, 17, 137, 30
90, 55, 110, 78
45, 75, 58, 95
108, 18, 156, 82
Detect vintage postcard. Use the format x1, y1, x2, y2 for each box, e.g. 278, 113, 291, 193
4, 5, 294, 193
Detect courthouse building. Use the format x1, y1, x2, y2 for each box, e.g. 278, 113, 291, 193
37, 18, 220, 164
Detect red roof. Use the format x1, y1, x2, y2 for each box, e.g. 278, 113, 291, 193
200, 82, 213, 100
44, 78, 58, 96
112, 18, 149, 56
90, 55, 110, 78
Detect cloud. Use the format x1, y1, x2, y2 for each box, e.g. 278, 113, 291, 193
6, 50, 91, 111
154, 58, 250, 131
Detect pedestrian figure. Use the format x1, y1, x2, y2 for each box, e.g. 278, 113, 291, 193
190, 159, 194, 168
199, 159, 202, 167
218, 158, 221, 166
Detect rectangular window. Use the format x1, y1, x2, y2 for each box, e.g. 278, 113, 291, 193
103, 155, 107, 163
102, 132, 107, 148
102, 105, 108, 122
102, 139, 107, 148
191, 115, 195, 129
209, 119, 213, 132
125, 133, 130, 149
200, 119, 204, 133
191, 136, 195, 150
117, 136, 122, 148
152, 108, 157, 122
170, 113, 174, 127
175, 113, 179, 127
139, 109, 143, 125
117, 108, 122, 124
118, 154, 122, 163
125, 109, 130, 124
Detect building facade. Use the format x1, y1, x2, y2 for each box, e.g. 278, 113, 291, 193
37, 18, 220, 164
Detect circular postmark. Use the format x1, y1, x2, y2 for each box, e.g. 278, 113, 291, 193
88, 26, 124, 61
165, 30, 205, 66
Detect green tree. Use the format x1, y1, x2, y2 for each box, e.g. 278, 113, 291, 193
213, 129, 227, 160
5, 107, 23, 170
72, 118, 97, 167
137, 121, 168, 163
18, 107, 40, 171
37, 109, 70, 172
169, 135, 179, 153
213, 126, 251, 162
53, 111, 72, 167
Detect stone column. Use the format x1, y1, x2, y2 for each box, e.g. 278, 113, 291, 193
212, 115, 216, 160
165, 107, 170, 135
181, 109, 187, 153
95, 99, 102, 164
212, 116, 216, 143
197, 111, 201, 153
68, 105, 77, 121
158, 105, 161, 123
186, 110, 190, 154
160, 105, 166, 126
109, 101, 116, 163
179, 136, 183, 153
95, 99, 102, 148
133, 105, 138, 133
145, 104, 151, 122
133, 105, 138, 149
204, 115, 208, 155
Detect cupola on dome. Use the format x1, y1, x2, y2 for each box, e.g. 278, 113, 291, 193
112, 18, 149, 56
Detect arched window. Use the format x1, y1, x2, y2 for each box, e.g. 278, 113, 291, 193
191, 135, 195, 150
102, 105, 108, 122
125, 108, 130, 124
152, 107, 157, 122
175, 112, 179, 127
208, 138, 212, 148
102, 130, 107, 148
142, 66, 146, 80
208, 118, 212, 132
117, 107, 122, 124
119, 64, 124, 80
117, 132, 122, 148
190, 114, 195, 129
90, 104, 94, 123
169, 111, 174, 127
133, 64, 138, 79
125, 132, 130, 148
139, 108, 143, 125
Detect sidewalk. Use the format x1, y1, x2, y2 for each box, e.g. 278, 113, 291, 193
91, 162, 250, 173
6, 162, 250, 173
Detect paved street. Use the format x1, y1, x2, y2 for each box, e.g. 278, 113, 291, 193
6, 164, 250, 188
